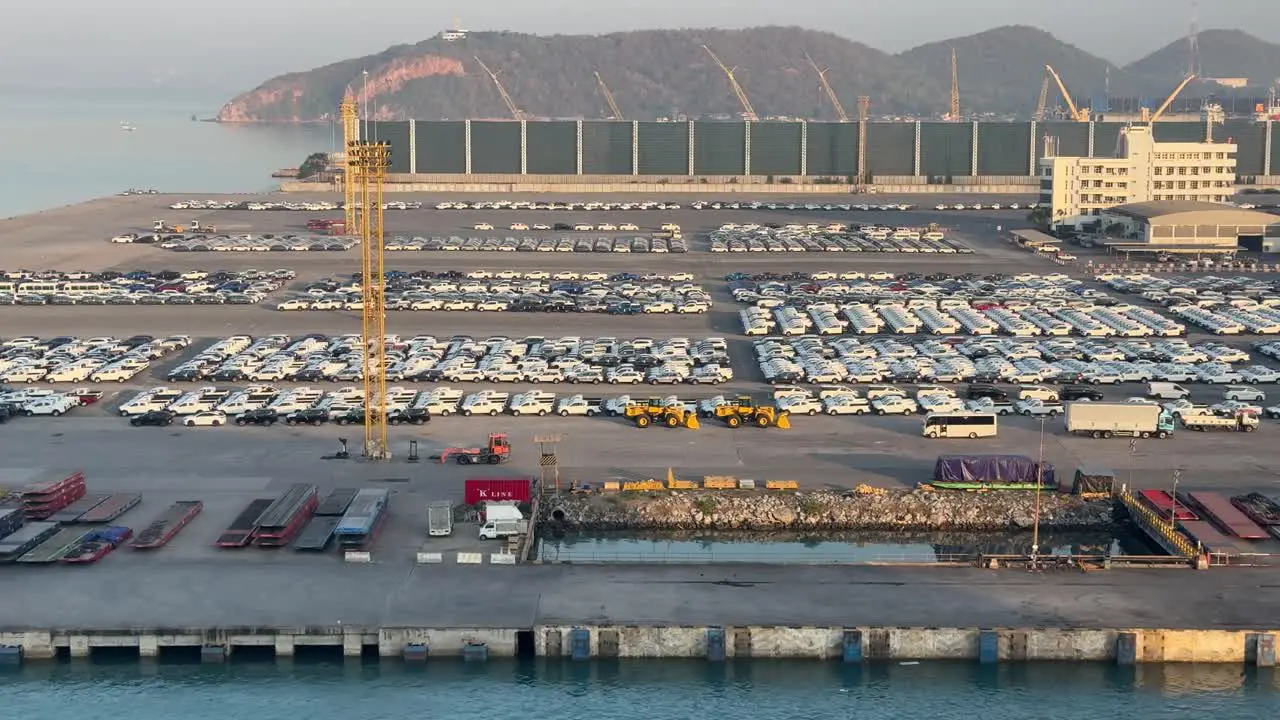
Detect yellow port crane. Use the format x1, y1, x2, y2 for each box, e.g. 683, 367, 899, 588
947, 47, 961, 121
593, 71, 624, 120
1044, 65, 1089, 122
473, 56, 525, 120
1143, 74, 1197, 123
803, 51, 849, 122
1034, 74, 1051, 121
340, 96, 359, 232
703, 44, 758, 121
345, 140, 391, 460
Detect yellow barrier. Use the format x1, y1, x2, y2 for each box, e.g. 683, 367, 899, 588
667, 480, 699, 490
622, 480, 665, 492
602, 481, 621, 492
765, 480, 800, 490
703, 478, 738, 489
1118, 490, 1198, 558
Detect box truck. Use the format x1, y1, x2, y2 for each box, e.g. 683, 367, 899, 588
1064, 401, 1174, 439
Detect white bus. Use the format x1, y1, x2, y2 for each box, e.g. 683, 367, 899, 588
922, 412, 998, 439
61, 282, 112, 296
0, 281, 17, 295
14, 282, 59, 296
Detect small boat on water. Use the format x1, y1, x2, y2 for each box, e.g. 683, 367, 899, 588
119, 121, 137, 132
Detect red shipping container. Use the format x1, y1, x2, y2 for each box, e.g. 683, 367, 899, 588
464, 478, 532, 506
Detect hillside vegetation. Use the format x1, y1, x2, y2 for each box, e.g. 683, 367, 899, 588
218, 25, 1280, 122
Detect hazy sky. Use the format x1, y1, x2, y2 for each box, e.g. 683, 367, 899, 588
4, 0, 1279, 92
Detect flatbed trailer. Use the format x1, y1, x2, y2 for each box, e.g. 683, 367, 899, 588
23, 475, 87, 520
1185, 492, 1270, 540
77, 493, 142, 523
293, 516, 341, 551
254, 483, 319, 547
1179, 520, 1242, 556
0, 522, 59, 561
338, 504, 389, 551
1138, 489, 1198, 522
46, 494, 111, 524
315, 488, 358, 516
215, 498, 273, 548
333, 489, 389, 549
16, 527, 94, 563
130, 501, 203, 549
63, 527, 133, 564
1231, 493, 1280, 540
0, 508, 24, 540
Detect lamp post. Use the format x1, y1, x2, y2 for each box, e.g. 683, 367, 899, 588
1170, 468, 1182, 529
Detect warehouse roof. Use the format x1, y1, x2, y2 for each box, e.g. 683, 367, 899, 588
1108, 201, 1280, 226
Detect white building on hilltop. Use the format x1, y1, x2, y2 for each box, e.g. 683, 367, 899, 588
1038, 125, 1236, 229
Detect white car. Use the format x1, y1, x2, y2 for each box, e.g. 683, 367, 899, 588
1239, 366, 1280, 384
23, 395, 77, 417
607, 367, 644, 384
1223, 386, 1266, 402
1015, 399, 1064, 417
473, 223, 494, 230
532, 223, 551, 231
619, 223, 640, 231
573, 224, 594, 231
778, 396, 823, 416
509, 223, 529, 230
596, 223, 618, 231
823, 396, 870, 416
276, 299, 312, 311
871, 396, 918, 415
183, 411, 227, 427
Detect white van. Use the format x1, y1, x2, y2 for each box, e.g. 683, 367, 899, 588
1147, 382, 1191, 400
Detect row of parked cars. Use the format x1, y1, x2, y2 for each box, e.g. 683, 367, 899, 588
153, 234, 357, 253
167, 200, 346, 211
0, 269, 292, 307
0, 387, 104, 420
730, 271, 1095, 308
386, 234, 688, 253
0, 335, 190, 384
277, 271, 710, 314
751, 335, 1277, 386
709, 223, 971, 254
742, 300, 1186, 338
162, 334, 735, 387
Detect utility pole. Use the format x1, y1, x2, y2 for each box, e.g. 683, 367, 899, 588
1031, 416, 1046, 565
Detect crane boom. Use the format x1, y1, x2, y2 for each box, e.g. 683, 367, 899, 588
1044, 65, 1088, 122
703, 45, 758, 121
473, 56, 524, 120
1149, 74, 1197, 123
1034, 74, 1050, 121
593, 71, 624, 121
803, 51, 848, 122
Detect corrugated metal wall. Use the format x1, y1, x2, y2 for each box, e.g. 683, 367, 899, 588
1271, 124, 1280, 176
636, 122, 689, 175
693, 122, 746, 175
805, 122, 859, 176
976, 123, 1032, 175
469, 121, 521, 174
386, 121, 1274, 179
367, 122, 411, 173
1035, 122, 1090, 161
864, 123, 914, 176
750, 122, 802, 176
919, 122, 973, 178
415, 121, 466, 173
581, 121, 633, 174
525, 121, 577, 175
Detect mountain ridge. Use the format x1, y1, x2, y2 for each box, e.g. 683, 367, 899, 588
217, 25, 1280, 123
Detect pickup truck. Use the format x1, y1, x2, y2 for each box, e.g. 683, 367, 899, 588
554, 395, 604, 417
509, 393, 555, 416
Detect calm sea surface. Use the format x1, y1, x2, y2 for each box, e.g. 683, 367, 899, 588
1, 660, 1276, 718
2, 87, 333, 219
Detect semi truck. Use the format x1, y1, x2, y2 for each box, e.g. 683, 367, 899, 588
1064, 401, 1174, 439
427, 500, 453, 537
1181, 413, 1260, 432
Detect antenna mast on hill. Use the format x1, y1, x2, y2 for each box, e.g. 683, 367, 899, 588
1187, 1, 1202, 77
473, 56, 525, 120
803, 51, 849, 122
703, 45, 759, 121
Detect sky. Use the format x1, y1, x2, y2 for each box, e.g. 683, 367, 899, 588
3, 0, 1279, 93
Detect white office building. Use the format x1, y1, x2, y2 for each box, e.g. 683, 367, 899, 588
1038, 125, 1236, 228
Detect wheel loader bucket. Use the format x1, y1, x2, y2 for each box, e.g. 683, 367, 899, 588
775, 412, 791, 429
684, 413, 700, 430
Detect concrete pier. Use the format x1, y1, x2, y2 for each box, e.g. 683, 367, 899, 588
1, 626, 1276, 664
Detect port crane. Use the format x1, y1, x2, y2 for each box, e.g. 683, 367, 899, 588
340, 96, 359, 232
703, 45, 758, 121
1044, 65, 1089, 122
593, 71, 624, 120
473, 56, 526, 120
803, 51, 848, 122
947, 48, 961, 121
1034, 74, 1051, 121
1143, 74, 1197, 123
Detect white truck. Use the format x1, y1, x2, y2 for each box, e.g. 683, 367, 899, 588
554, 395, 604, 417
509, 392, 556, 416
1064, 401, 1175, 439
427, 500, 454, 537
1181, 413, 1260, 433
478, 502, 528, 540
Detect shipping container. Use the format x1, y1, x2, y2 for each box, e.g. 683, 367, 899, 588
464, 477, 532, 506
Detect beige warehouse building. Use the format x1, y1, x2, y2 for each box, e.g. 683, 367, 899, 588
1100, 200, 1280, 254
1039, 125, 1236, 228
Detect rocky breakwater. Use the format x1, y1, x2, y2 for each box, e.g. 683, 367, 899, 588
542, 488, 1115, 532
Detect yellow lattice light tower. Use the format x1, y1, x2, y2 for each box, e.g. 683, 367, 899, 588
340, 97, 360, 232
351, 141, 391, 460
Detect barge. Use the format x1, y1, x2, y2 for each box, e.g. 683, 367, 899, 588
130, 501, 203, 550
254, 483, 318, 547
215, 498, 273, 548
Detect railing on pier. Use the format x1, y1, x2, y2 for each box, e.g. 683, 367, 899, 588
1117, 488, 1199, 560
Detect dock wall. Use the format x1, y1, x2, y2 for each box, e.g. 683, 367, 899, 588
2, 626, 1275, 665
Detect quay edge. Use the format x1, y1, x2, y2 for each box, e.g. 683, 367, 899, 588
0, 626, 1275, 665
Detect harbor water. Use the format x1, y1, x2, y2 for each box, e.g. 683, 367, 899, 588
537, 529, 1161, 564
2, 660, 1277, 718
2, 86, 332, 219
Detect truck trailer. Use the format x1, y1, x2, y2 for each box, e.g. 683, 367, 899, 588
931, 454, 1054, 490
1181, 413, 1260, 432
427, 500, 454, 537
1064, 401, 1174, 439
